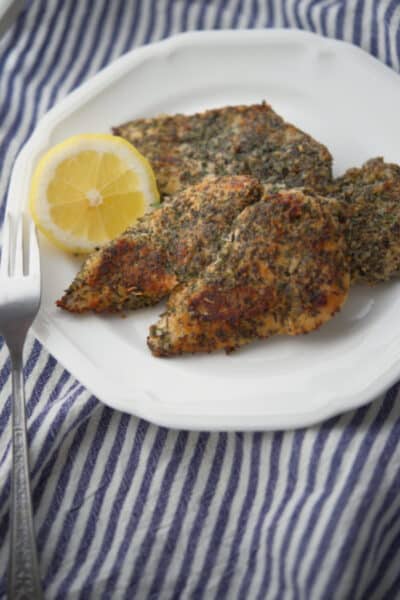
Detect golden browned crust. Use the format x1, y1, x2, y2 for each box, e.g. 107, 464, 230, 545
57, 175, 263, 313
148, 189, 350, 356
113, 103, 333, 197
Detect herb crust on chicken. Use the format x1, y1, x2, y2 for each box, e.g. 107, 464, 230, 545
57, 176, 263, 313
113, 103, 333, 198
148, 189, 350, 356
332, 157, 400, 284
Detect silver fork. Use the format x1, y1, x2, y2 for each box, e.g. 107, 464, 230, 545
0, 214, 43, 599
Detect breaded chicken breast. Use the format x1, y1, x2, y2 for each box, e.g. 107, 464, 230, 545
113, 103, 333, 197
57, 176, 262, 313
332, 158, 400, 284
148, 189, 350, 356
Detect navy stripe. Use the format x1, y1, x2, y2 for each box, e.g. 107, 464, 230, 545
25, 0, 81, 126
181, 0, 191, 31
375, 500, 400, 560
148, 433, 210, 598
121, 0, 142, 52
0, 0, 47, 128
370, 0, 380, 57
334, 0, 345, 39
44, 406, 114, 586
144, 0, 158, 44
305, 0, 318, 31
101, 427, 169, 598
266, 0, 275, 26
292, 0, 303, 28
0, 0, 67, 163
256, 430, 306, 599
382, 569, 400, 600
0, 358, 11, 434
348, 462, 400, 596
197, 0, 211, 29
0, 385, 90, 544
352, 0, 364, 45
305, 393, 396, 596
36, 402, 102, 553
291, 404, 371, 599
46, 3, 94, 109
238, 432, 284, 600
363, 527, 400, 597
28, 369, 71, 438
54, 412, 130, 597
162, 0, 175, 38
193, 433, 244, 598
172, 433, 228, 598
0, 338, 43, 441
80, 419, 150, 599
66, 1, 114, 92
214, 433, 262, 599
232, 0, 244, 28
248, 0, 259, 27
384, 0, 397, 68
282, 0, 291, 27
215, 0, 230, 28
275, 417, 340, 599
124, 431, 189, 597
97, 3, 127, 69
329, 416, 400, 597
0, 354, 58, 467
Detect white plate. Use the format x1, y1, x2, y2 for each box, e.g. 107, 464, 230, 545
7, 29, 400, 431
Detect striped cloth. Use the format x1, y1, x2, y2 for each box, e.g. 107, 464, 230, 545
1, 1, 400, 598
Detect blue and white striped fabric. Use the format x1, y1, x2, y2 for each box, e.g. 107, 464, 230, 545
1, 1, 400, 598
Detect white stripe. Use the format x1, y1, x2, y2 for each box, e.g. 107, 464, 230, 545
46, 408, 121, 598
301, 400, 390, 597
140, 431, 220, 595
190, 432, 252, 598
369, 526, 400, 598
339, 435, 400, 597
35, 1, 89, 119
295, 0, 309, 30
180, 433, 238, 597
52, 2, 113, 103
256, 0, 269, 28
65, 417, 153, 596
0, 2, 69, 147
0, 340, 46, 489
388, 5, 400, 72
90, 423, 164, 590
268, 425, 327, 597
168, 0, 187, 37
362, 0, 375, 52
245, 431, 295, 599
225, 434, 275, 598
284, 0, 301, 28
133, 431, 199, 599
376, 0, 389, 65
342, 1, 357, 44
37, 396, 102, 570
150, 0, 171, 43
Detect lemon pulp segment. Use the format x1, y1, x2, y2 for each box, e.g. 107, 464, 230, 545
29, 134, 159, 253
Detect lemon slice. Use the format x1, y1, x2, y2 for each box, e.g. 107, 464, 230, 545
29, 133, 159, 253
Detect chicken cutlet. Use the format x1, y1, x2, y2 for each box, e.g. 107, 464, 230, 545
332, 157, 400, 284
57, 176, 262, 313
113, 103, 332, 197
148, 189, 350, 356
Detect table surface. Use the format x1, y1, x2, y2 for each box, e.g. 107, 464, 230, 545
0, 1, 400, 599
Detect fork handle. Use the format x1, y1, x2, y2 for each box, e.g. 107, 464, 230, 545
8, 358, 43, 600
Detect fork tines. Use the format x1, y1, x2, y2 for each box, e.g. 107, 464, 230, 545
0, 215, 40, 278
